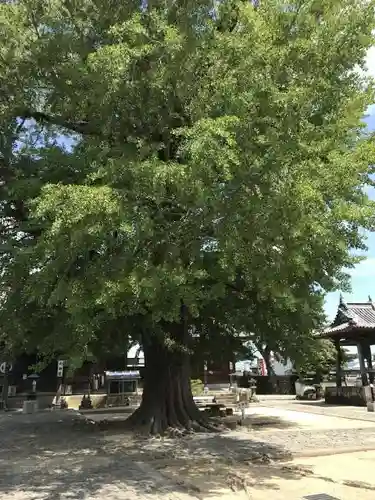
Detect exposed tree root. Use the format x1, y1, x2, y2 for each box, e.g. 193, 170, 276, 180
117, 320, 228, 436
123, 399, 222, 436
85, 320, 231, 435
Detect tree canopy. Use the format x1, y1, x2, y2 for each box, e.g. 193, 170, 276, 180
1, 0, 375, 432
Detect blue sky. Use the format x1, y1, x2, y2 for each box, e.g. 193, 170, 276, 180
324, 51, 375, 320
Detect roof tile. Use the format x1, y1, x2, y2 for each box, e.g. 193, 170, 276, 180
345, 303, 375, 326
323, 300, 375, 336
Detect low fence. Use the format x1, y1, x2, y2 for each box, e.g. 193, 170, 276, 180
4, 393, 55, 410
324, 386, 373, 406
238, 375, 298, 395
2, 392, 143, 410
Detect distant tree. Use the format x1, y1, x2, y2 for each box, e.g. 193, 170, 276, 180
294, 339, 357, 378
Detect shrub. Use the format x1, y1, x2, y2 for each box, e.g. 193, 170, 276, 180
191, 379, 204, 396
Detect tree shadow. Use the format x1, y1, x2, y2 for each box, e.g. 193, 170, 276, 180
292, 401, 370, 414
113, 430, 311, 497
0, 410, 309, 500
240, 414, 297, 430
92, 413, 298, 432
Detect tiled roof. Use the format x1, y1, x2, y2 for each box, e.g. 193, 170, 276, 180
345, 303, 375, 326
324, 298, 375, 336
324, 322, 352, 334
337, 302, 375, 327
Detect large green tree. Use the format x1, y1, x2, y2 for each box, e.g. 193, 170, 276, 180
1, 0, 375, 433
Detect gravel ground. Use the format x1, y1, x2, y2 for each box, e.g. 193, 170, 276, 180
241, 400, 375, 455
245, 426, 375, 455
1, 407, 375, 500
0, 410, 197, 500
271, 400, 375, 421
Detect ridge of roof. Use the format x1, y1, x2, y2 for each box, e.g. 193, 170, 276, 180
329, 297, 375, 334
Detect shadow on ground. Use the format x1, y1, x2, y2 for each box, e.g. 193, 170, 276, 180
0, 410, 306, 500
241, 414, 296, 430
92, 413, 297, 432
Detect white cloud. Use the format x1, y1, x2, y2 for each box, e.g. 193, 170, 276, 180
365, 46, 375, 79
348, 258, 375, 277
366, 104, 375, 116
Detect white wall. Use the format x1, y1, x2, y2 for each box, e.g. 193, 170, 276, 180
127, 344, 144, 366
272, 359, 294, 376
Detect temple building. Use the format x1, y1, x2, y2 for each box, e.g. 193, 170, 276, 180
322, 295, 375, 405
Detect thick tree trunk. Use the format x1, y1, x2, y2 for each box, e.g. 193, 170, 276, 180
126, 323, 217, 435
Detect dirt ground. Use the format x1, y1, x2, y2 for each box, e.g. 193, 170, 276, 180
1, 407, 375, 500
131, 432, 375, 500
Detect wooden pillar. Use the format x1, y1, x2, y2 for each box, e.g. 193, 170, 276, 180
334, 339, 342, 388
364, 343, 374, 384
106, 378, 110, 407
357, 341, 368, 387
1, 361, 10, 410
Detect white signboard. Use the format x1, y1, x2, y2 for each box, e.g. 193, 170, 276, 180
57, 360, 64, 377
0, 362, 12, 374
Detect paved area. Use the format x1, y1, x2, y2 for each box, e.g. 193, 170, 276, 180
235, 454, 375, 500
196, 457, 375, 500
297, 450, 375, 489
262, 397, 375, 421
245, 404, 375, 429
242, 397, 375, 455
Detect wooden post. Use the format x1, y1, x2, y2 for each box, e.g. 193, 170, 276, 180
364, 343, 374, 385
56, 377, 62, 406
357, 341, 368, 387
1, 362, 10, 410
56, 359, 65, 407
334, 339, 342, 388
